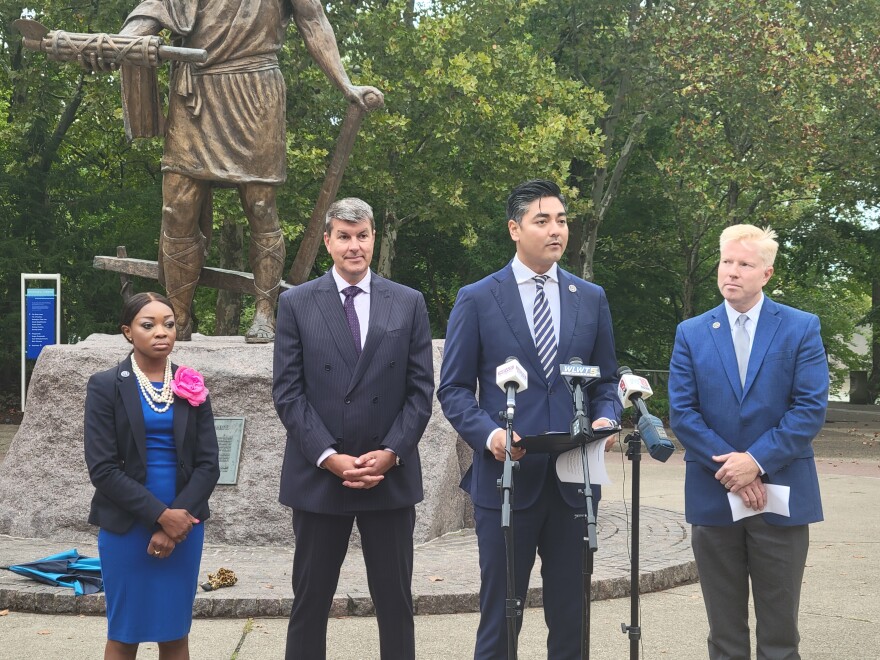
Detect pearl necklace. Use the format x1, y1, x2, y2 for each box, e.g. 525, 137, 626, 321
131, 357, 174, 413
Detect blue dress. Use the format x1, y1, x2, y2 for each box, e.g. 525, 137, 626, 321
98, 386, 204, 643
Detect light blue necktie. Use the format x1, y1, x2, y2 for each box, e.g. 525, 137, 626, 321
533, 275, 557, 381
734, 314, 750, 386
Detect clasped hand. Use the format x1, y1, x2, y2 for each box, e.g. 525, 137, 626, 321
149, 508, 199, 558
157, 507, 199, 543
323, 451, 396, 489
713, 452, 766, 510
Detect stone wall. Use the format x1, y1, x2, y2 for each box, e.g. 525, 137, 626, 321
0, 335, 473, 547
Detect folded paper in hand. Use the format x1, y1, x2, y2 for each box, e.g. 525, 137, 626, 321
727, 484, 790, 522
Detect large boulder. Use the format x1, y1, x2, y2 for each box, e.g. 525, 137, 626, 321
0, 335, 473, 547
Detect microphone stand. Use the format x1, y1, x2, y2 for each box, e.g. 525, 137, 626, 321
621, 414, 643, 659
498, 392, 521, 660
569, 380, 598, 660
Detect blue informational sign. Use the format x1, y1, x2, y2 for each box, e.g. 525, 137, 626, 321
26, 288, 56, 360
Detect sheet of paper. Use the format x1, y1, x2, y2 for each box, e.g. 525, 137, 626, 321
555, 441, 611, 485
727, 484, 790, 521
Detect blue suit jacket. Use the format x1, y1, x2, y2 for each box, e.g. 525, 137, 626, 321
669, 297, 828, 526
273, 270, 434, 514
438, 263, 621, 510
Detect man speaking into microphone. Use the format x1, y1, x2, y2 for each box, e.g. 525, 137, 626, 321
438, 179, 621, 659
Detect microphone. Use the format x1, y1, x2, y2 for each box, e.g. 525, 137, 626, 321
496, 356, 528, 414
559, 357, 601, 393
617, 366, 675, 462
617, 368, 654, 408
560, 358, 601, 445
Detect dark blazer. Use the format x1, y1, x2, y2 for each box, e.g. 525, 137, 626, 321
669, 297, 828, 526
273, 270, 434, 514
438, 262, 621, 510
84, 355, 220, 534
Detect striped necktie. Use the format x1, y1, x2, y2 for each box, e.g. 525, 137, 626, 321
533, 275, 557, 381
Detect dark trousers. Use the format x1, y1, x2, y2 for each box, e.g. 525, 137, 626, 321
472, 467, 597, 660
285, 507, 416, 660
692, 517, 810, 660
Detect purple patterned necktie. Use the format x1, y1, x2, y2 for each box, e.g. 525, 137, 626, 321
342, 286, 363, 355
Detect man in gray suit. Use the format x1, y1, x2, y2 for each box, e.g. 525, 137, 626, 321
273, 198, 434, 659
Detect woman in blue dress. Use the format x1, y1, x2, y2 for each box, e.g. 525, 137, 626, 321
84, 292, 220, 659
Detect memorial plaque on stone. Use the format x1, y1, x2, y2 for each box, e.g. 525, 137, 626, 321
215, 417, 245, 485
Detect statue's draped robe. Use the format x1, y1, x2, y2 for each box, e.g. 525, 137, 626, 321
121, 0, 290, 184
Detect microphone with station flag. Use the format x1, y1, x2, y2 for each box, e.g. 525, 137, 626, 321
560, 358, 601, 444
617, 366, 675, 462
496, 356, 528, 415
559, 357, 601, 392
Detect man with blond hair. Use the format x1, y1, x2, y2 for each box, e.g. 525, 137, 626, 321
669, 224, 828, 659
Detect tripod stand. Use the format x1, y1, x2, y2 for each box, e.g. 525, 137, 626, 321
620, 427, 644, 659
515, 428, 617, 660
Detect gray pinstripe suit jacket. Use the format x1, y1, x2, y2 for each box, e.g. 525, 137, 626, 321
272, 270, 434, 514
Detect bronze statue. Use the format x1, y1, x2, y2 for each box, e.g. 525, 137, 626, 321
16, 3, 382, 342
115, 0, 381, 342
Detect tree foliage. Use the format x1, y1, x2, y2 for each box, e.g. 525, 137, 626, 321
1, 0, 878, 402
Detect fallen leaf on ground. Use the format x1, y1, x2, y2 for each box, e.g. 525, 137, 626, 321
37, 630, 51, 635
428, 575, 444, 582
0, 609, 8, 616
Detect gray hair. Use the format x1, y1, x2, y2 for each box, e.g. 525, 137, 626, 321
324, 198, 375, 233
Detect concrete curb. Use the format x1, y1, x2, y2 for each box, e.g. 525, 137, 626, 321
0, 503, 697, 618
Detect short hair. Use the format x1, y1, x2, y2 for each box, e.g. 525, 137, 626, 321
719, 224, 779, 267
120, 292, 174, 330
324, 197, 375, 233
506, 179, 566, 224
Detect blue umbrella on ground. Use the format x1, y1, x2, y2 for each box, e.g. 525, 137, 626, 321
3, 548, 103, 595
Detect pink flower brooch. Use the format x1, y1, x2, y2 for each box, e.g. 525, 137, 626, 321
170, 366, 209, 406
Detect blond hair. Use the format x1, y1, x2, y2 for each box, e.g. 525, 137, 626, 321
719, 224, 778, 266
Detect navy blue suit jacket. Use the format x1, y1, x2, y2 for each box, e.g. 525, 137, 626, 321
669, 297, 828, 526
438, 263, 621, 510
84, 356, 220, 534
273, 271, 434, 515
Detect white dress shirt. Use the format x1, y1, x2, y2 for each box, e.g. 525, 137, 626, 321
484, 257, 562, 450
319, 268, 395, 467
723, 293, 765, 474
331, 267, 371, 349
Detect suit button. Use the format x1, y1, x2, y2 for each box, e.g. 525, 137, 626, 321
390, 361, 396, 368
344, 398, 351, 404
372, 396, 379, 404
179, 461, 185, 468
324, 364, 331, 371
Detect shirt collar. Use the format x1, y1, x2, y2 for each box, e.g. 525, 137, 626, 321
331, 267, 371, 294
724, 293, 764, 328
511, 255, 559, 284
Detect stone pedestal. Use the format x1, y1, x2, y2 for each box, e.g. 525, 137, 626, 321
0, 335, 472, 547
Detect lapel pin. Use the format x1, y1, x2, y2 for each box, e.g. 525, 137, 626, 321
568, 284, 577, 293
121, 370, 130, 377
712, 322, 720, 329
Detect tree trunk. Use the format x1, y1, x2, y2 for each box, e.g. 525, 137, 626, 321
377, 207, 400, 279
214, 216, 245, 335
680, 240, 699, 320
